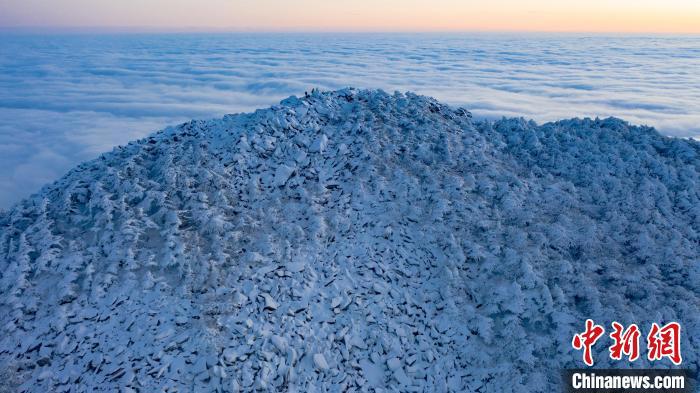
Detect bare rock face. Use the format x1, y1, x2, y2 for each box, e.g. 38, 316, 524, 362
0, 89, 698, 392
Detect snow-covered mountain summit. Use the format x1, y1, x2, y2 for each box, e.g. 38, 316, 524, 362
1, 89, 698, 392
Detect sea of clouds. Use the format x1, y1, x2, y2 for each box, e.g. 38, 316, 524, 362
0, 33, 699, 208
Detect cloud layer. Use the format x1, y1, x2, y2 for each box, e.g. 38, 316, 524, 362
1, 33, 699, 208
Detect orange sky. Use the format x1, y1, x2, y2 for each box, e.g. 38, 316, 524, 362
1, 0, 699, 33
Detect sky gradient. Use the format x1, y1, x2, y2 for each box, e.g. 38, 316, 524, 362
1, 0, 700, 33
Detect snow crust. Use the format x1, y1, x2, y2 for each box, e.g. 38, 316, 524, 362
0, 89, 699, 392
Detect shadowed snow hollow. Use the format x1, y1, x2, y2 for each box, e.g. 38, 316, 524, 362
0, 89, 699, 392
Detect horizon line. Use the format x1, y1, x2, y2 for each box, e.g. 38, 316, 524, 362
2, 26, 700, 36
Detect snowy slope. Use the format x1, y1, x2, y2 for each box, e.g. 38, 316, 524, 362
0, 89, 698, 392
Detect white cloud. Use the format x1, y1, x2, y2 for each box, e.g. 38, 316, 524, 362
0, 32, 698, 208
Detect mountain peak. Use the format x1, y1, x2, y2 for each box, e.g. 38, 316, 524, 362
1, 90, 698, 391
